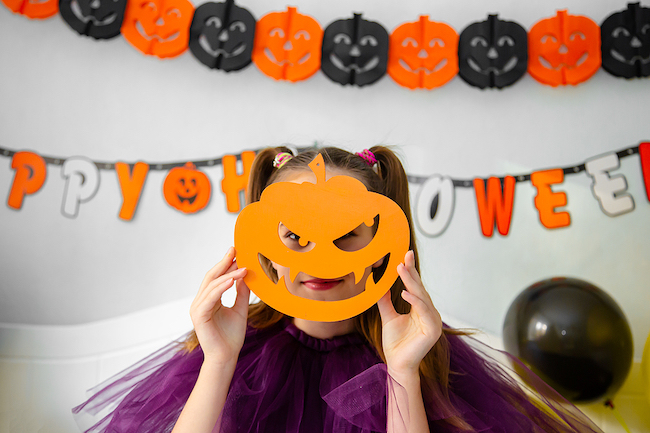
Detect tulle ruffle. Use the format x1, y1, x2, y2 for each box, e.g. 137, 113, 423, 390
72, 320, 603, 433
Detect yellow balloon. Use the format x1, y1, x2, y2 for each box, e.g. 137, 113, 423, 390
643, 331, 650, 405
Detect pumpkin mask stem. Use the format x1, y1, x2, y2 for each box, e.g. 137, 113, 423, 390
308, 153, 326, 184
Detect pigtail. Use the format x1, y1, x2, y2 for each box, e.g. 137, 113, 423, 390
246, 146, 293, 204
369, 145, 472, 431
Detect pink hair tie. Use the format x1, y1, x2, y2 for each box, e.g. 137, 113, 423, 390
273, 152, 293, 169
356, 149, 377, 167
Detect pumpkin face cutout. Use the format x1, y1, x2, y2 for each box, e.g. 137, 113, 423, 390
121, 0, 194, 58
234, 154, 410, 322
2, 0, 58, 19
601, 2, 650, 79
59, 0, 127, 39
321, 13, 389, 86
458, 14, 528, 89
189, 0, 256, 72
163, 162, 211, 213
387, 15, 458, 89
528, 10, 601, 86
252, 6, 323, 82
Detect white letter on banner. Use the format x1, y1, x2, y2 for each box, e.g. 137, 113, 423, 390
61, 157, 100, 218
415, 175, 455, 237
585, 153, 634, 217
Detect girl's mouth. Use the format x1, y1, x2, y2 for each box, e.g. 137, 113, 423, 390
301, 278, 343, 291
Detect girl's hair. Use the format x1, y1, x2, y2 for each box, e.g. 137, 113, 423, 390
184, 145, 471, 430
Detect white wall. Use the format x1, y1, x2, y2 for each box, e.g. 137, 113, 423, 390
1, 0, 649, 431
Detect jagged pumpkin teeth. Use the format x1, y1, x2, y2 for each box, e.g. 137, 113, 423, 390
234, 153, 410, 322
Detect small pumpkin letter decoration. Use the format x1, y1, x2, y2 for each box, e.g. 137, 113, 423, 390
235, 154, 410, 321
528, 10, 601, 86
163, 162, 211, 213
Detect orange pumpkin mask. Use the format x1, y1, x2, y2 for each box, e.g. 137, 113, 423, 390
234, 154, 410, 322
252, 6, 323, 82
163, 162, 211, 213
1, 0, 58, 19
121, 0, 194, 58
528, 10, 601, 86
387, 15, 458, 89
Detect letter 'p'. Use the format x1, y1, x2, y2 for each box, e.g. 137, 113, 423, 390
8, 152, 47, 209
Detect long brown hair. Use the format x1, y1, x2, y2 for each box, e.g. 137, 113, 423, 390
184, 145, 470, 430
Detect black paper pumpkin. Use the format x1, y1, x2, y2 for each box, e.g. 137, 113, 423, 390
458, 14, 528, 89
59, 0, 127, 39
321, 13, 389, 86
189, 0, 256, 72
601, 2, 650, 78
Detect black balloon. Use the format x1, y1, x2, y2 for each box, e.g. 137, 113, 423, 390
601, 2, 650, 79
458, 14, 527, 89
59, 0, 127, 39
321, 13, 389, 86
503, 277, 633, 404
189, 0, 256, 72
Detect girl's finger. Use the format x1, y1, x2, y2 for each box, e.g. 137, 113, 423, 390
232, 278, 251, 317
197, 247, 236, 295
377, 290, 399, 326
403, 250, 424, 287
397, 263, 428, 302
401, 290, 442, 330
191, 277, 236, 323
193, 266, 246, 308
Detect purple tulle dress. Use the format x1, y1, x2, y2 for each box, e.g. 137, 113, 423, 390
72, 319, 603, 433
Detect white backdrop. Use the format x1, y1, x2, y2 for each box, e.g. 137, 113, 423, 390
1, 0, 649, 359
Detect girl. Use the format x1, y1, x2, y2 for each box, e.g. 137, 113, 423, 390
73, 146, 602, 433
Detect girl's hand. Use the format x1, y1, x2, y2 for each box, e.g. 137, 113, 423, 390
190, 247, 250, 366
377, 250, 442, 378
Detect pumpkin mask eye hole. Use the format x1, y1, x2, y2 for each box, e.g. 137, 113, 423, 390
278, 223, 315, 252
333, 215, 379, 252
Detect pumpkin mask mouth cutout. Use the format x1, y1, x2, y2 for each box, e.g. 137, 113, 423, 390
235, 154, 410, 322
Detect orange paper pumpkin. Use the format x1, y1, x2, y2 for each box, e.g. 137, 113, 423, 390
388, 15, 458, 89
252, 6, 323, 82
1, 0, 58, 19
528, 10, 601, 86
235, 154, 410, 322
163, 162, 211, 213
121, 0, 194, 58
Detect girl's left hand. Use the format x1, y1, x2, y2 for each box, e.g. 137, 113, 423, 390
377, 250, 442, 377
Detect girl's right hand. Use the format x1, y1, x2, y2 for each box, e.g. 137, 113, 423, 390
190, 247, 250, 366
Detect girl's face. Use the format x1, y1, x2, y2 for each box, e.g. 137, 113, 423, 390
270, 168, 383, 303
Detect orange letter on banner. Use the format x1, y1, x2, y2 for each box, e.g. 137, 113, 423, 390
473, 176, 515, 237
8, 151, 47, 209
115, 162, 149, 220
221, 151, 256, 213
531, 169, 570, 229
640, 142, 650, 202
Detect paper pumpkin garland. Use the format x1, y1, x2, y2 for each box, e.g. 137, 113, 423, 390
387, 15, 458, 90
189, 0, 256, 71
2, 0, 58, 18
458, 14, 528, 89
320, 13, 389, 86
234, 154, 410, 322
121, 0, 194, 58
601, 2, 650, 79
252, 6, 323, 82
163, 162, 211, 213
59, 0, 127, 39
528, 10, 602, 86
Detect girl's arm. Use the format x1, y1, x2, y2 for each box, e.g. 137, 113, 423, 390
377, 250, 442, 433
172, 248, 250, 433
